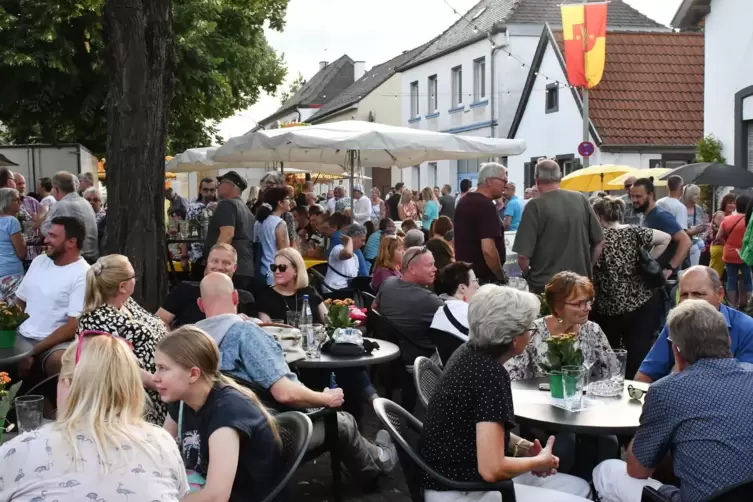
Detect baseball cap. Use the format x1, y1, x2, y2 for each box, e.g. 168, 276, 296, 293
217, 171, 248, 191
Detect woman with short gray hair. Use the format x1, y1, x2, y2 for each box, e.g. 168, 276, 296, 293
682, 183, 708, 267
0, 187, 26, 300
420, 285, 592, 502
324, 223, 367, 294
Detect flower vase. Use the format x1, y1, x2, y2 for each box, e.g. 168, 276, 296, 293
0, 330, 16, 349
549, 371, 564, 399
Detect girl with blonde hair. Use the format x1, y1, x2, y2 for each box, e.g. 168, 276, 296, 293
78, 254, 168, 424
155, 326, 283, 501
0, 334, 188, 500
420, 186, 439, 231
398, 189, 419, 221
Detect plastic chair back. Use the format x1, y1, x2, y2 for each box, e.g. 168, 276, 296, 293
413, 356, 442, 409
260, 411, 314, 502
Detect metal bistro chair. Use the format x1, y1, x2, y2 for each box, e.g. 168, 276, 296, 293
642, 476, 753, 502
308, 263, 356, 301
373, 398, 517, 502
428, 328, 464, 367
261, 411, 313, 502
413, 356, 442, 409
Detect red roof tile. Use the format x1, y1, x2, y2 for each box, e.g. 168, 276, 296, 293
553, 31, 704, 146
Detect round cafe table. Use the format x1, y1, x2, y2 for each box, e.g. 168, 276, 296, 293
294, 338, 400, 369
0, 336, 33, 368
511, 378, 649, 435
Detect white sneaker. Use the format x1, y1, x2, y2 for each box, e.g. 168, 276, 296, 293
375, 429, 398, 472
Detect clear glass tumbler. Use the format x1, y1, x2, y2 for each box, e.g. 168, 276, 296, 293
15, 395, 44, 433
608, 348, 628, 391
561, 365, 585, 411
286, 311, 300, 328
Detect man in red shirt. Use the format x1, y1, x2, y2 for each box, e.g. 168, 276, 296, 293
454, 162, 508, 284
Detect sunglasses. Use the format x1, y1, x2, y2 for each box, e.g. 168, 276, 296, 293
270, 263, 289, 273
627, 385, 647, 401
404, 246, 429, 269
75, 330, 133, 365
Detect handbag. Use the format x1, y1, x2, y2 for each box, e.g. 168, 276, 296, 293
259, 323, 306, 364
636, 228, 666, 289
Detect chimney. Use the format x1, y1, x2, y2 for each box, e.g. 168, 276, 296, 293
354, 61, 366, 81
319, 61, 328, 71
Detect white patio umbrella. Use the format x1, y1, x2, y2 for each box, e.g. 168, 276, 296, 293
166, 146, 340, 175
212, 120, 527, 168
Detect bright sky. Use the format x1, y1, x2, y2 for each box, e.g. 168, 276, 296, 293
215, 0, 684, 143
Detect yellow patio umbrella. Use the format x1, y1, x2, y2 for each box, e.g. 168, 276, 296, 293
606, 168, 672, 189
560, 165, 635, 192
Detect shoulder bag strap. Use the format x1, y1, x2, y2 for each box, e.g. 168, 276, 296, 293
443, 304, 469, 335
177, 401, 184, 445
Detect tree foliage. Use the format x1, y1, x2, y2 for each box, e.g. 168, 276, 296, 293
278, 71, 305, 105
695, 134, 726, 163
0, 0, 289, 155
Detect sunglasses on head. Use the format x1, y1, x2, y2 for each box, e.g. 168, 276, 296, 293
75, 330, 133, 365
405, 246, 429, 268
627, 385, 646, 401
270, 263, 289, 273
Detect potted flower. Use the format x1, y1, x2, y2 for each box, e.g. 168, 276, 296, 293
0, 372, 22, 443
0, 301, 28, 349
539, 333, 583, 398
323, 298, 357, 337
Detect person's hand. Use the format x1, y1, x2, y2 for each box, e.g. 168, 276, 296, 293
527, 439, 557, 477
207, 201, 218, 212
534, 436, 559, 475
323, 387, 345, 408
341, 235, 351, 247
663, 269, 673, 279
18, 356, 34, 378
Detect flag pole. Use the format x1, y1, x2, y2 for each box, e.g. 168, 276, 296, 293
581, 0, 590, 169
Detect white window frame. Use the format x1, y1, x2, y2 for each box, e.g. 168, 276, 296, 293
428, 162, 438, 188
427, 75, 438, 113
473, 58, 486, 101
451, 66, 463, 108
410, 81, 419, 118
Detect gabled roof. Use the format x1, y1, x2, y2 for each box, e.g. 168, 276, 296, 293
509, 25, 704, 147
400, 0, 666, 71
670, 0, 711, 29
308, 44, 430, 123
257, 54, 355, 127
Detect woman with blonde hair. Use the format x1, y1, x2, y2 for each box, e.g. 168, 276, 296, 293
397, 189, 419, 222
256, 247, 327, 324
420, 186, 439, 231
0, 334, 188, 500
370, 234, 404, 292
78, 254, 168, 424
155, 326, 283, 501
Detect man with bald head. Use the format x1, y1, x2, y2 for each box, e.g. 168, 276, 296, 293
514, 158, 604, 293
636, 265, 753, 383
195, 272, 399, 483
621, 175, 641, 225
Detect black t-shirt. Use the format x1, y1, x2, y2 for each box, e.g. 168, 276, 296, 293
167, 384, 283, 502
256, 286, 324, 324
419, 344, 515, 490
204, 197, 254, 276
454, 192, 505, 282
295, 192, 308, 208
387, 193, 401, 220
439, 194, 456, 219
162, 281, 256, 327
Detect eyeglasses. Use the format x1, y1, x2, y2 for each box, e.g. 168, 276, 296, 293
86, 198, 100, 203
270, 263, 289, 273
404, 246, 429, 269
75, 330, 133, 365
627, 385, 647, 401
564, 299, 593, 309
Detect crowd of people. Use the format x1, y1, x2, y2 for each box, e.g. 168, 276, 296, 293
1, 158, 753, 502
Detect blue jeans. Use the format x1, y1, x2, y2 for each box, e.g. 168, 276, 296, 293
725, 263, 753, 291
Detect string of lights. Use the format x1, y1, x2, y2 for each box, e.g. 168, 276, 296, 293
440, 0, 578, 93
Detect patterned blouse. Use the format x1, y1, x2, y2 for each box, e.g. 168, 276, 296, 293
593, 226, 655, 317
77, 298, 168, 425
504, 317, 613, 381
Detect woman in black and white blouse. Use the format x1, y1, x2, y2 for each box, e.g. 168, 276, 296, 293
78, 254, 167, 424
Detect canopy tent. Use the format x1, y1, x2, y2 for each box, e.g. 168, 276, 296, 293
212, 120, 527, 168
166, 146, 344, 175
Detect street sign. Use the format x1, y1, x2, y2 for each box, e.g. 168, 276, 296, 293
578, 141, 595, 157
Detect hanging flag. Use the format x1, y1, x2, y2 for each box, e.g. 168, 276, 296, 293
561, 2, 608, 88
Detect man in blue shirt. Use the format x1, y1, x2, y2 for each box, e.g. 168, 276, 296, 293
502, 182, 523, 231
636, 265, 753, 383
594, 299, 753, 502
632, 177, 691, 277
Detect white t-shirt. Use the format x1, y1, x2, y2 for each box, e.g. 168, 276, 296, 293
16, 255, 90, 340
40, 194, 56, 208
324, 245, 358, 292
656, 197, 688, 229
0, 423, 188, 501
430, 299, 469, 341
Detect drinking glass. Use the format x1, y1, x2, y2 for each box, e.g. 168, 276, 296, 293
286, 312, 300, 328
305, 323, 327, 359
581, 344, 601, 394
590, 348, 628, 397
561, 366, 585, 411
15, 395, 44, 433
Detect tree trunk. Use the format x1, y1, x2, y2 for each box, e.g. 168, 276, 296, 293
103, 0, 174, 311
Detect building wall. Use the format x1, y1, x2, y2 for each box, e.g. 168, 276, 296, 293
703, 0, 753, 161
